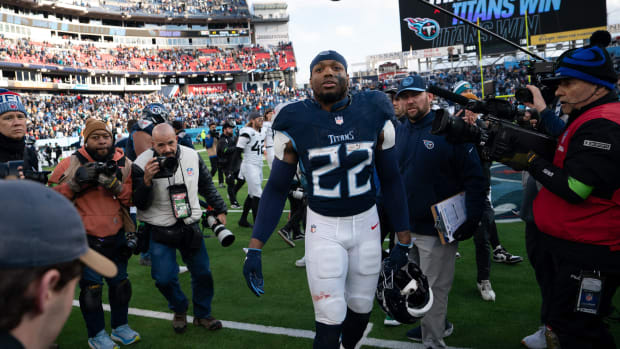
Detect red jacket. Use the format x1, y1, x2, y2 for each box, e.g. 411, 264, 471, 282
49, 147, 133, 238
534, 103, 620, 250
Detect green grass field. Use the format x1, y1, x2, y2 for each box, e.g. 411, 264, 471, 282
54, 146, 620, 348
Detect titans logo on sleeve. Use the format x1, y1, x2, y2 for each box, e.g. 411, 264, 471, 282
272, 91, 394, 217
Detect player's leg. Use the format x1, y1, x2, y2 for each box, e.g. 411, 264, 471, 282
342, 205, 382, 349
305, 208, 349, 349
246, 164, 263, 222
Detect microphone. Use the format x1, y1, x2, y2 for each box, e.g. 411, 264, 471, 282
427, 85, 471, 105
427, 85, 488, 114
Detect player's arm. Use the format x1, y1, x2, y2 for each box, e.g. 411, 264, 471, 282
133, 130, 152, 157
375, 120, 411, 246
248, 131, 298, 249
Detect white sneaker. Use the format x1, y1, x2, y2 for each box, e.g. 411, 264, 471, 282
178, 266, 189, 274
521, 326, 547, 349
383, 315, 401, 326
295, 256, 305, 268
477, 280, 496, 302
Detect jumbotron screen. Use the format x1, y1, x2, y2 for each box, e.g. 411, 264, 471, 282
399, 0, 607, 54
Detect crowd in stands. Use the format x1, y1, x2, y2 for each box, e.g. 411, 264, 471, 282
0, 38, 296, 73
64, 0, 250, 17
22, 87, 310, 140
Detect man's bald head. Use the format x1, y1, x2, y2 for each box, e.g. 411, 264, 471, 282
152, 123, 177, 157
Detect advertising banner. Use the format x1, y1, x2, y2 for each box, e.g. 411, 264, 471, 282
399, 0, 607, 53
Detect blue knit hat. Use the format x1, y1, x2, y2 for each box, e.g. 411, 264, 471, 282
310, 50, 348, 75
0, 89, 27, 117
543, 46, 617, 89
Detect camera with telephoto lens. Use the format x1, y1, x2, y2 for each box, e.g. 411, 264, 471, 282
199, 199, 235, 247
202, 211, 235, 247
153, 155, 178, 178
0, 160, 50, 183
428, 85, 557, 162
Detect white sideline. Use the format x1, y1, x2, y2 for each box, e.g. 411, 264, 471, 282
72, 301, 467, 349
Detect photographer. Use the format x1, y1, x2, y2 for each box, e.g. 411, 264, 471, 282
0, 89, 39, 179
132, 123, 227, 334
48, 118, 140, 348
509, 45, 620, 348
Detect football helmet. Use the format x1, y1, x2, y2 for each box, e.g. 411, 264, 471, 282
142, 103, 168, 124
376, 260, 433, 324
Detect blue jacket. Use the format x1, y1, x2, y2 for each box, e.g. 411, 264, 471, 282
395, 110, 486, 236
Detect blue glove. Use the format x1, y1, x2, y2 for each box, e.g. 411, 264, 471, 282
243, 248, 265, 297
385, 242, 411, 272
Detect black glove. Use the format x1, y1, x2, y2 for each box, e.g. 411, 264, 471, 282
70, 163, 97, 192
453, 219, 479, 241
500, 150, 538, 172
384, 242, 411, 272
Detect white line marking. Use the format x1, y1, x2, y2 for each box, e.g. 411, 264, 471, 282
71, 301, 467, 348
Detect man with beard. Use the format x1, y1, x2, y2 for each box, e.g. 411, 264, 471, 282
242, 50, 414, 349
132, 123, 227, 334
395, 75, 485, 348
49, 118, 140, 349
0, 89, 40, 179
218, 121, 242, 208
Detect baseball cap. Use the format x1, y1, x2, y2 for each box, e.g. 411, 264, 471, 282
543, 45, 617, 89
396, 75, 427, 97
0, 181, 117, 278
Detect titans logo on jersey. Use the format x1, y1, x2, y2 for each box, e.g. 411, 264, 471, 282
272, 91, 395, 217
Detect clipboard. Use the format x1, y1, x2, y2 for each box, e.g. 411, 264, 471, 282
431, 191, 466, 245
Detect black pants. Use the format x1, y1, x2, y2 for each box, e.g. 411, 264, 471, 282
542, 233, 620, 349
283, 195, 306, 235
473, 195, 501, 281
525, 222, 552, 325
209, 157, 223, 184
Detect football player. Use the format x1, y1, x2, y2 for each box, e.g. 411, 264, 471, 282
235, 112, 265, 227
242, 50, 413, 349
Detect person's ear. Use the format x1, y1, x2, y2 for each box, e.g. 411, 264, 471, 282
34, 269, 61, 314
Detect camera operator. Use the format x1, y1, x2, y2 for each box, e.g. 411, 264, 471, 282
217, 120, 242, 208
507, 45, 620, 348
0, 89, 39, 180
132, 123, 227, 334
48, 118, 140, 348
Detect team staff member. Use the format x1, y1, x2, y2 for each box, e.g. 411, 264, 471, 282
132, 123, 227, 334
0, 181, 117, 349
49, 118, 140, 349
242, 50, 414, 349
395, 75, 485, 348
217, 121, 242, 208
514, 45, 620, 348
0, 89, 39, 176
235, 112, 265, 228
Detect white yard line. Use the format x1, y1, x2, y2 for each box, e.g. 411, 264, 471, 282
72, 301, 467, 349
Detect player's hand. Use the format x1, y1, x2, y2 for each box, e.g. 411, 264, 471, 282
385, 242, 410, 272
243, 248, 265, 297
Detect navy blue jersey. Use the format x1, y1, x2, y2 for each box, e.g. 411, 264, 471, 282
272, 91, 394, 217
125, 119, 155, 161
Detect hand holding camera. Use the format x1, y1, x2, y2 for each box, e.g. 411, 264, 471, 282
98, 173, 122, 194
143, 158, 160, 186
